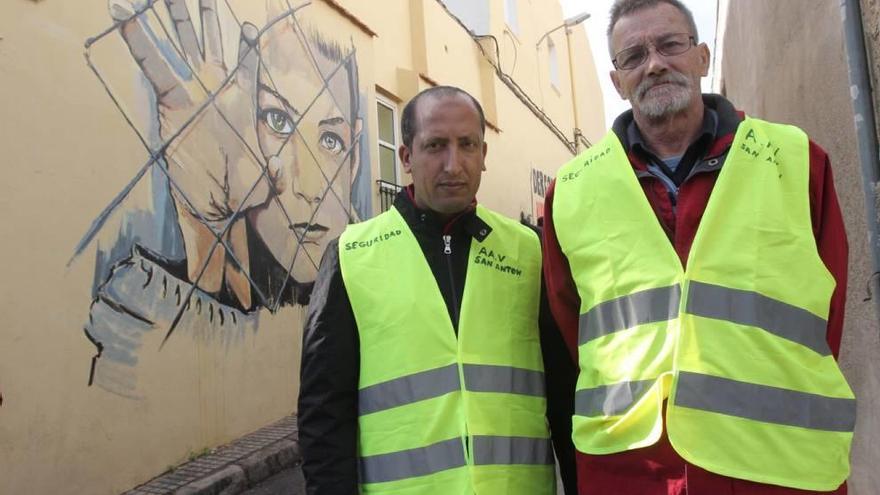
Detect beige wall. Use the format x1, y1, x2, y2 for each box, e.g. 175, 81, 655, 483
490, 0, 605, 146
0, 1, 370, 492
718, 1, 880, 493
338, 0, 605, 219
0, 0, 603, 493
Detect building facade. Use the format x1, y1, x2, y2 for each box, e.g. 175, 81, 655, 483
0, 0, 603, 493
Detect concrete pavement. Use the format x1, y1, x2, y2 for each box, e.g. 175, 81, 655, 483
121, 413, 567, 494
122, 415, 300, 495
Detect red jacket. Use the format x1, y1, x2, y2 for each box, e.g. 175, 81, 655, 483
542, 95, 849, 495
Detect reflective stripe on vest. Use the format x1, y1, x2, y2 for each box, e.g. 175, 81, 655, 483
575, 370, 856, 434
674, 372, 856, 432
360, 438, 465, 484
553, 118, 855, 490
340, 205, 554, 494
685, 281, 830, 356
579, 284, 681, 345
575, 379, 655, 417
359, 363, 546, 416
360, 436, 554, 484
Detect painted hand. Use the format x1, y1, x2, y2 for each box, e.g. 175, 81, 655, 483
110, 0, 275, 307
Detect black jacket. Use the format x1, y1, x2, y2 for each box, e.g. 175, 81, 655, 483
298, 189, 576, 494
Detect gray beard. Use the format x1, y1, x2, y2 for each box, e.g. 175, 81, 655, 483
633, 73, 693, 119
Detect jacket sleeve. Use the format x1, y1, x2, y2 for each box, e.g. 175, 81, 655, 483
523, 219, 578, 494
298, 239, 360, 494
539, 274, 578, 495
808, 141, 849, 359
541, 180, 581, 363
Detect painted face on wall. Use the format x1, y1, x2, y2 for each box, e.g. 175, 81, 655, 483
80, 0, 367, 399
609, 3, 709, 121
248, 8, 360, 284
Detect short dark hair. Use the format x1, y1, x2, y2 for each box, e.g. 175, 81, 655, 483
400, 86, 486, 148
607, 0, 699, 55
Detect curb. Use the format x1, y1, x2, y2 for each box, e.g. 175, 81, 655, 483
123, 415, 300, 495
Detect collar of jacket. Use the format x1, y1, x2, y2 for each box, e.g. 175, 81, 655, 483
393, 185, 492, 241
611, 94, 745, 173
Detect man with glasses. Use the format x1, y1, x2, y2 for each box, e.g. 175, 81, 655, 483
542, 0, 854, 494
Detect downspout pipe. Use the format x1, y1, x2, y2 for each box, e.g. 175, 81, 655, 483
841, 0, 880, 326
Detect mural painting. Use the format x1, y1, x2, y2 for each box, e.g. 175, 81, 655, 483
72, 0, 370, 398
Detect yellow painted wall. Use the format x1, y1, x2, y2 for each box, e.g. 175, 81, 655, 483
338, 0, 605, 219
0, 0, 602, 493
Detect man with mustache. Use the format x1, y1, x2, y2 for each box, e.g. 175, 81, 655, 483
542, 1, 855, 494
298, 86, 576, 494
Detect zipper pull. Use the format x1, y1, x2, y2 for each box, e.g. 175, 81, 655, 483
442, 235, 452, 255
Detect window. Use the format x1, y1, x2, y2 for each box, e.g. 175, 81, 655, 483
548, 38, 560, 89
376, 98, 399, 184
505, 0, 519, 35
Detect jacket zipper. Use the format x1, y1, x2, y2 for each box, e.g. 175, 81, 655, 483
443, 232, 470, 460
647, 162, 680, 217
442, 234, 461, 328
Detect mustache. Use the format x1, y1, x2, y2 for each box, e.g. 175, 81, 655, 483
634, 72, 691, 101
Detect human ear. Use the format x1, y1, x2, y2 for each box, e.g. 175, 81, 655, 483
399, 144, 412, 174
698, 43, 711, 77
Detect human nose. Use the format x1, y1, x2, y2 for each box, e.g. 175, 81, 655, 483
643, 43, 669, 75
442, 145, 463, 173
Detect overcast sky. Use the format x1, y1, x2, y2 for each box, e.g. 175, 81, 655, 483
559, 0, 719, 126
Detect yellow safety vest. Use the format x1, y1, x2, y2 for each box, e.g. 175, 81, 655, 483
552, 117, 855, 491
339, 204, 555, 494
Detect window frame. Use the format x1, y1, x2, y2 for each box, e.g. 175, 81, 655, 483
376, 96, 400, 184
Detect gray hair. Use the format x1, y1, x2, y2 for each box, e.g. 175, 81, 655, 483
607, 0, 699, 56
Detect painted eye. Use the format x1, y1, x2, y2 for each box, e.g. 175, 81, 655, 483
319, 131, 346, 154
263, 109, 293, 134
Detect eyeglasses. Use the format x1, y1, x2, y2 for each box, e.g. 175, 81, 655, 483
612, 33, 696, 70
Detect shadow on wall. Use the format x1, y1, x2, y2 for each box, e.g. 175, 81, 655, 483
71, 0, 372, 399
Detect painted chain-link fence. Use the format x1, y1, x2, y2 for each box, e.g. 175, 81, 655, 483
73, 0, 370, 397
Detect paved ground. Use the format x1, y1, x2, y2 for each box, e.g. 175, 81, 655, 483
242, 465, 566, 494
122, 413, 567, 494
122, 415, 300, 495
240, 466, 305, 495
